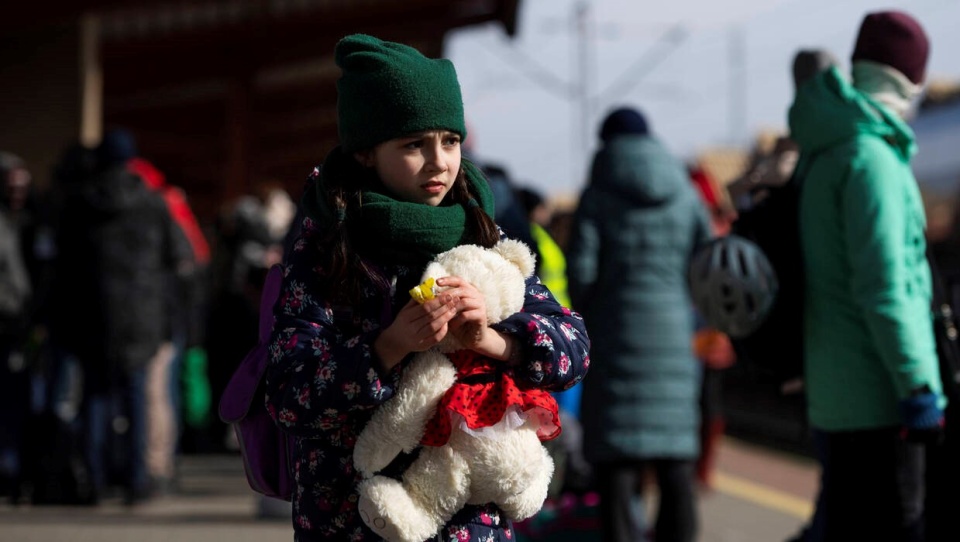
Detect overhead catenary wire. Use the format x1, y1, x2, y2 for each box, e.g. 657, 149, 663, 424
594, 24, 689, 109
480, 33, 577, 101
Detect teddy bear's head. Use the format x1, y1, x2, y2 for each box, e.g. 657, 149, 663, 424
421, 239, 535, 352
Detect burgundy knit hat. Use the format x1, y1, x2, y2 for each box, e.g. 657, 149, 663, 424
851, 11, 930, 84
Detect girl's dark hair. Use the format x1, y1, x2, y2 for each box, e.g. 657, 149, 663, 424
449, 165, 501, 248
317, 158, 368, 304
320, 160, 500, 304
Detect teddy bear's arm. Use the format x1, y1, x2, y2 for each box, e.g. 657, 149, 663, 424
354, 350, 457, 477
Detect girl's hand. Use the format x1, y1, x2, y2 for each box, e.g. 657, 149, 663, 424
433, 276, 517, 363
436, 276, 488, 350
437, 277, 520, 362
374, 294, 459, 370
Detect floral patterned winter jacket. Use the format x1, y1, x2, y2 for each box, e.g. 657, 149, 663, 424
265, 216, 591, 542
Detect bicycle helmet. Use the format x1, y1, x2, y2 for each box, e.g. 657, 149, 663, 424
688, 234, 779, 338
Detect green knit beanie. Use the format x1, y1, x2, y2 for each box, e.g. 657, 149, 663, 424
335, 34, 467, 152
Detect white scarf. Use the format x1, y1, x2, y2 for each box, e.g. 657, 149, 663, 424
852, 60, 924, 119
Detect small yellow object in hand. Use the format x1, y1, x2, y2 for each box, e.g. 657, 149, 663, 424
409, 277, 437, 304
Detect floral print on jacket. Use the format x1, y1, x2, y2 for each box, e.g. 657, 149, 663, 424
265, 215, 591, 542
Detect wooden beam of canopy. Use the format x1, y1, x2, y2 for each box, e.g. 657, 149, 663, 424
102, 24, 446, 97
7, 0, 518, 35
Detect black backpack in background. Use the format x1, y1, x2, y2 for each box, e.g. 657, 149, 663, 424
928, 255, 960, 402
730, 173, 805, 388
925, 252, 960, 542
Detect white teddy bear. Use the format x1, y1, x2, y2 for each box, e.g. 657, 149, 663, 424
353, 239, 561, 542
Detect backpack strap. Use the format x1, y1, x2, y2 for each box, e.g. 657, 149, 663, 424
259, 265, 284, 343
218, 264, 284, 423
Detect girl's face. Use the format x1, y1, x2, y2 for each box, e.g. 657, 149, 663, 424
355, 130, 462, 206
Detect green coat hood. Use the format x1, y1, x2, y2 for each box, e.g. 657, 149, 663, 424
788, 66, 915, 160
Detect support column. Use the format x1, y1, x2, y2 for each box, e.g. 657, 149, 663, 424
79, 14, 103, 147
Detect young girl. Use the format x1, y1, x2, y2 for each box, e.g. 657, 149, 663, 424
265, 34, 590, 542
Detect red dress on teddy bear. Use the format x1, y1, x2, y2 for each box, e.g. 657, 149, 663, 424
421, 350, 561, 447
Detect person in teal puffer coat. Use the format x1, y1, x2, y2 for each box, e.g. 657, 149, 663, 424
791, 11, 946, 541
567, 107, 710, 542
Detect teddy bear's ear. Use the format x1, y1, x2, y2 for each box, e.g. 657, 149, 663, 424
493, 239, 536, 278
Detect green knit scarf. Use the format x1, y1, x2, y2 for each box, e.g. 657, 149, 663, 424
302, 146, 496, 268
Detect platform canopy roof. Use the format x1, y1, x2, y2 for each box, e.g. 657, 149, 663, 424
9, 0, 520, 219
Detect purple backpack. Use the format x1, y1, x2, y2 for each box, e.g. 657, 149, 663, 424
219, 264, 296, 501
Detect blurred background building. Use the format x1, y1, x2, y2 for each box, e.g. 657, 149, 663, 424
1, 0, 520, 221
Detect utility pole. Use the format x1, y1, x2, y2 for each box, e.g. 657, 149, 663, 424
728, 23, 747, 146
575, 1, 593, 168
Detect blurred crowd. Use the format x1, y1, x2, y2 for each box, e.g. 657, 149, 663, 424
0, 129, 297, 505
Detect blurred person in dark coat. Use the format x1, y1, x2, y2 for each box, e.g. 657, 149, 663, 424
567, 107, 711, 542
48, 129, 188, 503
128, 156, 202, 492
206, 180, 295, 451
130, 157, 214, 456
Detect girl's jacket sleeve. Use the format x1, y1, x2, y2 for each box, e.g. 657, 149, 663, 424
264, 222, 398, 439
492, 275, 591, 392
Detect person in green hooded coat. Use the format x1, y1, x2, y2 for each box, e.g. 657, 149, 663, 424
567, 107, 711, 542
790, 11, 946, 541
